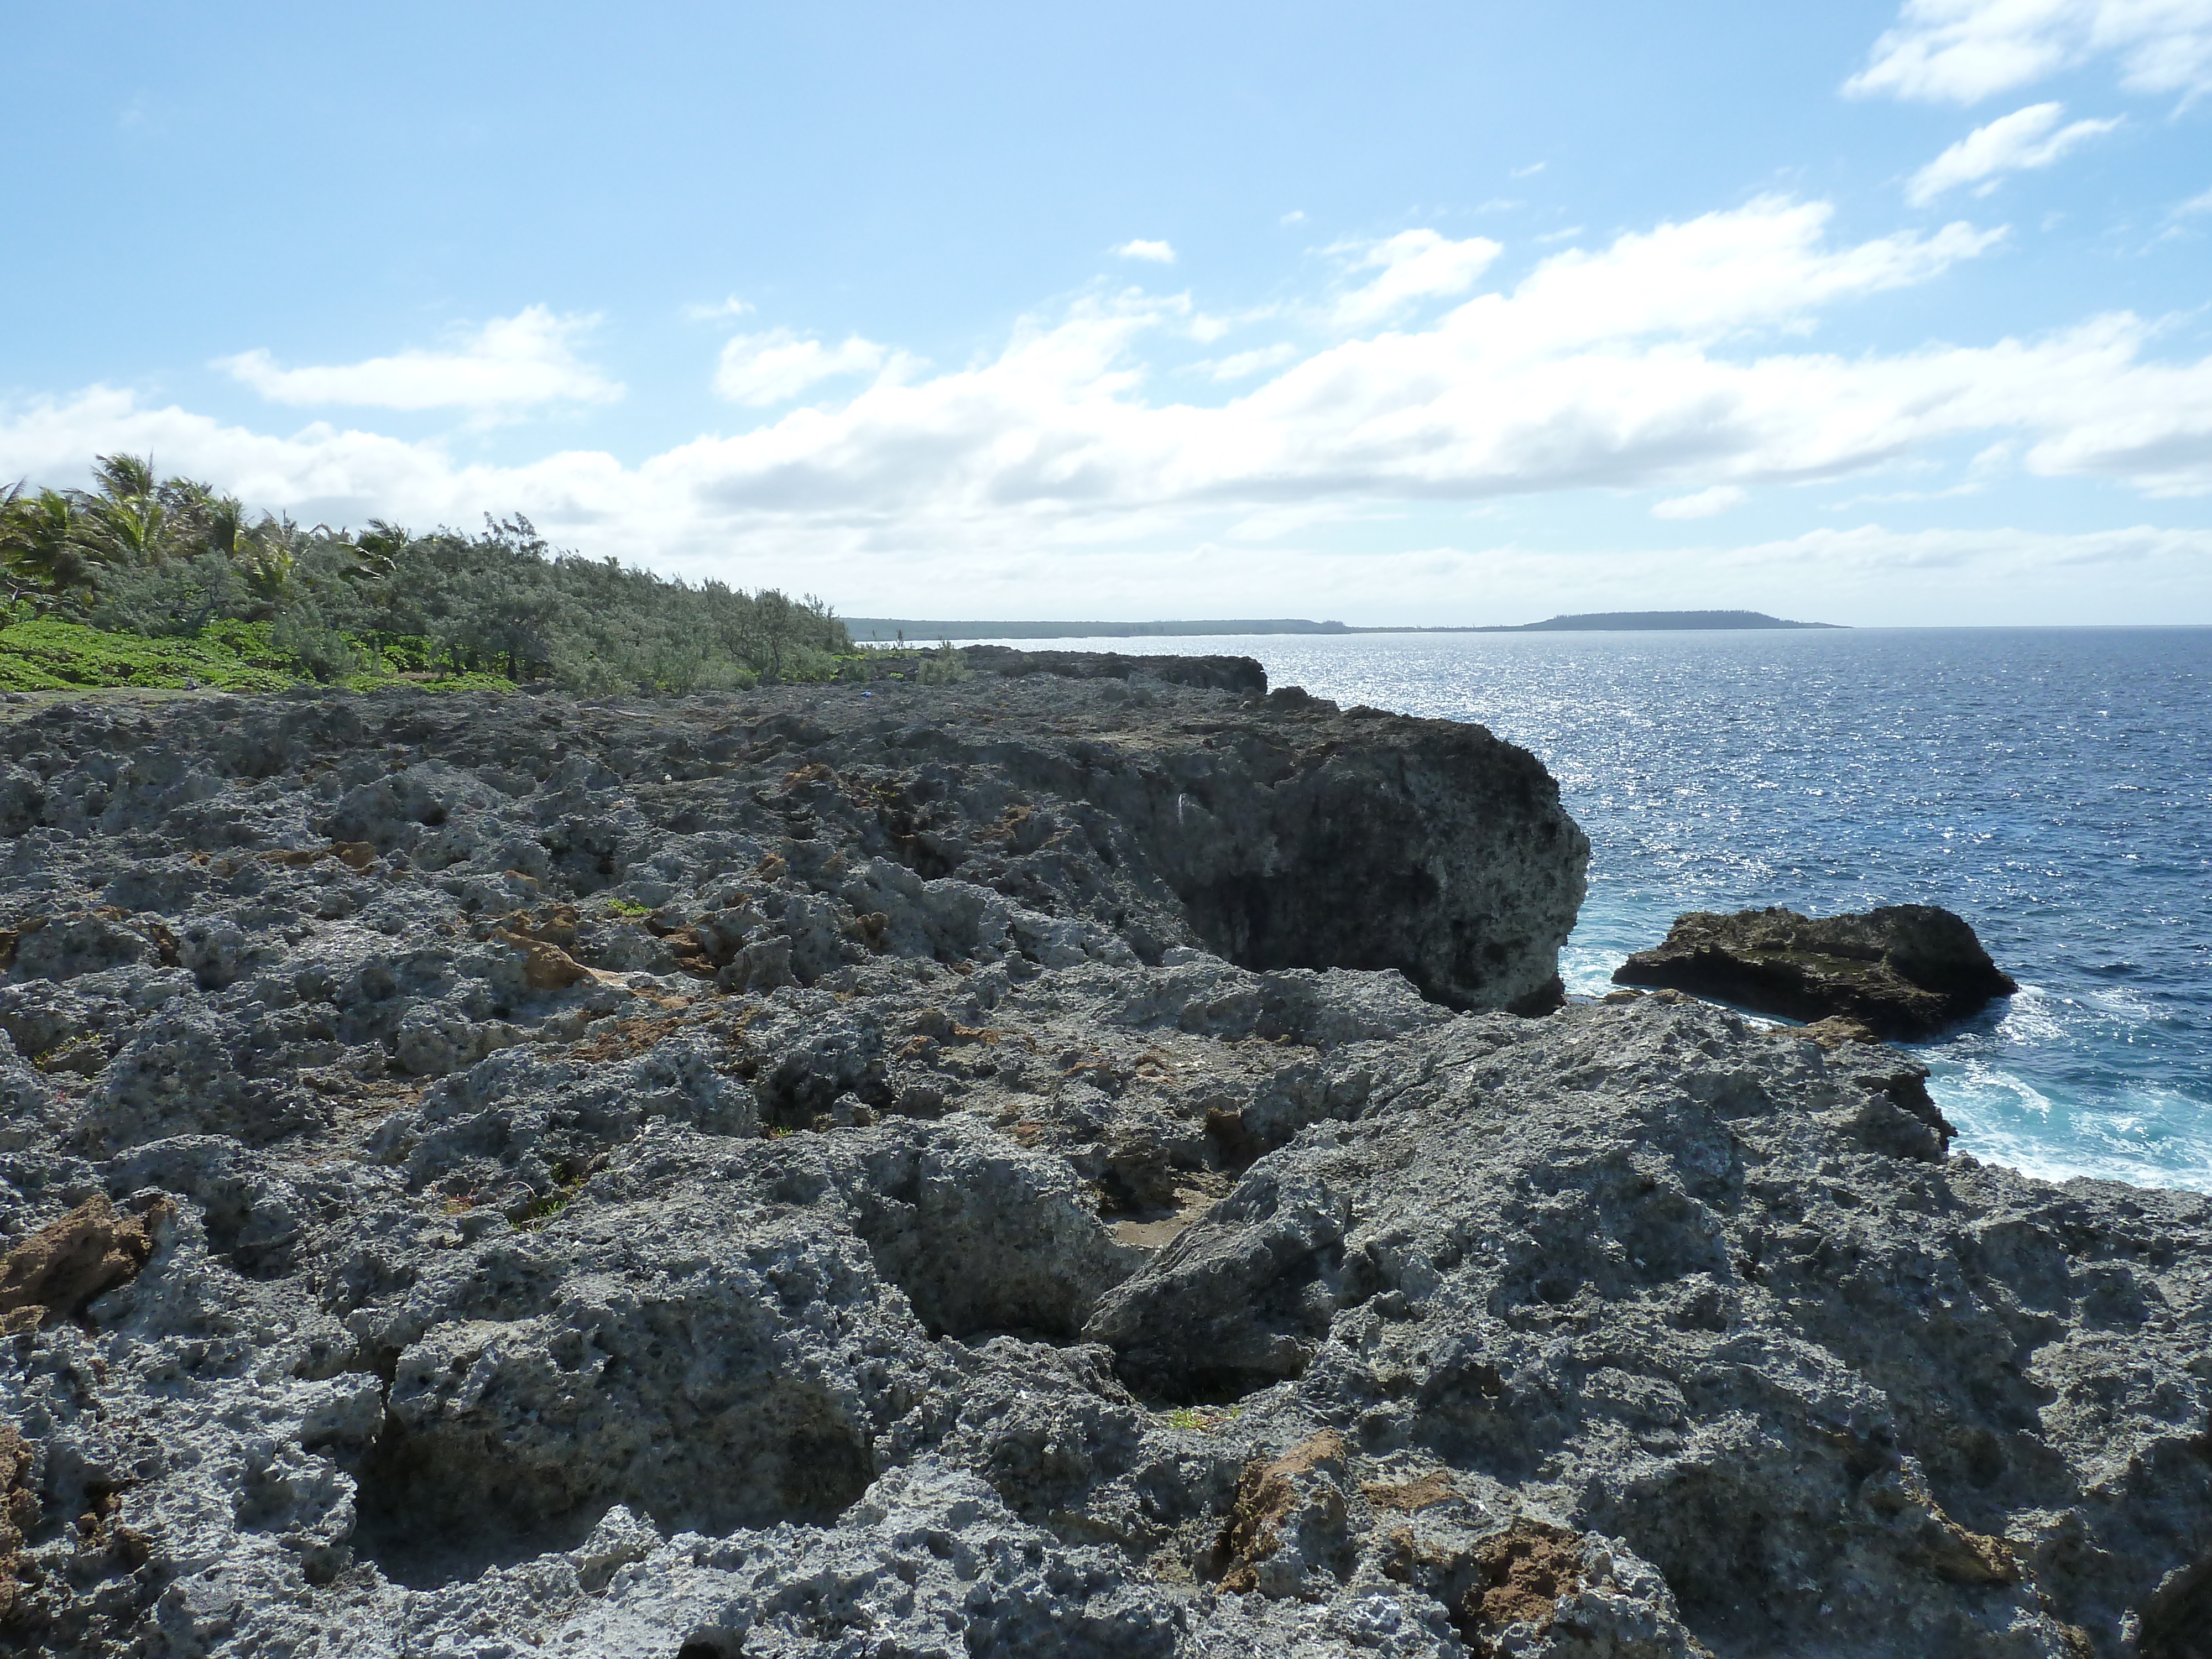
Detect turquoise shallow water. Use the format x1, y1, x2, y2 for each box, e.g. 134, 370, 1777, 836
983, 628, 2212, 1193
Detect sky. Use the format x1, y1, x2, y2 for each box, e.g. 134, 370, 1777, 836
4, 1, 2211, 627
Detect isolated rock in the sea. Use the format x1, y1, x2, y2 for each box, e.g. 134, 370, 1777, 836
1611, 903, 2017, 1038
0, 665, 2199, 1658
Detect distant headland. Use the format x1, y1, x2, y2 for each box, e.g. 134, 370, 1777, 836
1481, 609, 1840, 632
845, 609, 1838, 641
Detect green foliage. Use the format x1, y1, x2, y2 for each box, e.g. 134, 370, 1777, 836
915, 642, 969, 684
0, 455, 852, 694
0, 615, 298, 692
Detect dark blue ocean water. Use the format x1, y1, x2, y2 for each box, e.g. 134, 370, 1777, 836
992, 629, 2212, 1192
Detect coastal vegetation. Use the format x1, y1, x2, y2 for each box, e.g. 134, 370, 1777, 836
0, 454, 852, 693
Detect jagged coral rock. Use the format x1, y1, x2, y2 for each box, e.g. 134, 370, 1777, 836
0, 669, 2199, 1657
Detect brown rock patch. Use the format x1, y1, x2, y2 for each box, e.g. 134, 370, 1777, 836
1802, 1014, 1882, 1049
1363, 1470, 1458, 1514
493, 927, 612, 992
0, 1194, 174, 1334
1213, 1430, 1347, 1594
0, 1420, 36, 1620
1456, 1518, 1584, 1653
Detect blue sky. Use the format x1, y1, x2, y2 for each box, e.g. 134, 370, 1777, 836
4, 1, 2211, 625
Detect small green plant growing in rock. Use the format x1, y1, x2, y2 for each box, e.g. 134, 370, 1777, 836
520, 1186, 580, 1230
1165, 1404, 1243, 1432
603, 898, 653, 917
914, 642, 968, 685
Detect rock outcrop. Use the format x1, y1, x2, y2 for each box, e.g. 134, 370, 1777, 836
1611, 905, 2018, 1039
0, 665, 2200, 1659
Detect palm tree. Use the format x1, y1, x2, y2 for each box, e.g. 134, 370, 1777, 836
70, 491, 168, 567
90, 452, 156, 503
0, 482, 98, 598
232, 511, 299, 615
68, 452, 172, 568
350, 520, 410, 580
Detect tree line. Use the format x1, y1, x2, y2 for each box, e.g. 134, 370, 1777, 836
0, 455, 852, 690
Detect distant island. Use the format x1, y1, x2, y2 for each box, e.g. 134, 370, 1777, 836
846, 609, 1837, 641
1479, 609, 1839, 632
843, 618, 1357, 641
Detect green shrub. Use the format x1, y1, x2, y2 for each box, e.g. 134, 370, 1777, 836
0, 617, 295, 692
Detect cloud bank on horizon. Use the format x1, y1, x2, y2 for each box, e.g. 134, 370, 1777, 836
4, 0, 2210, 626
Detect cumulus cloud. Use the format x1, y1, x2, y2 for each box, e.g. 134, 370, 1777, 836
1330, 230, 1503, 328
714, 330, 890, 405
1907, 102, 2121, 202
1112, 239, 1176, 263
1848, 0, 2212, 103
215, 306, 621, 415
1653, 485, 1748, 518
12, 196, 2212, 619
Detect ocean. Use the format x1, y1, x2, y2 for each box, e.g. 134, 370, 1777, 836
979, 628, 2212, 1194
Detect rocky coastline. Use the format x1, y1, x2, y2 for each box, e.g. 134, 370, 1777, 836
0, 658, 2204, 1658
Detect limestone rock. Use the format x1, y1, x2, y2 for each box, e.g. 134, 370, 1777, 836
0, 672, 2196, 1657
1612, 904, 2017, 1038
1088, 998, 2208, 1657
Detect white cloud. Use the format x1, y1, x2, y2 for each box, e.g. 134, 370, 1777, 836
1653, 484, 1748, 518
13, 197, 2212, 623
684, 295, 755, 321
713, 330, 890, 405
1280, 210, 1307, 226
1848, 0, 2212, 103
2174, 185, 2212, 215
1447, 197, 2000, 353
1512, 162, 1546, 178
1907, 102, 2121, 202
1112, 239, 1176, 263
215, 307, 620, 415
1330, 229, 1502, 328
1202, 343, 1301, 380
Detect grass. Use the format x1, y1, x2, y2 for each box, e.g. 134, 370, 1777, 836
0, 614, 517, 696
1165, 1404, 1243, 1432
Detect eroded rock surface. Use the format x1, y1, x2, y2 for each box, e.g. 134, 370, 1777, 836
0, 669, 2199, 1658
1611, 905, 2018, 1039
